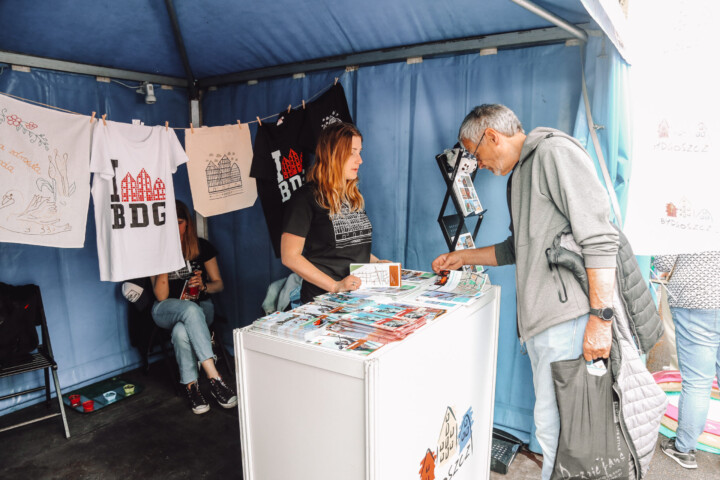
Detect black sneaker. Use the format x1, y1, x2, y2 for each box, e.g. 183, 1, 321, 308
209, 376, 237, 409
661, 437, 697, 469
186, 382, 210, 415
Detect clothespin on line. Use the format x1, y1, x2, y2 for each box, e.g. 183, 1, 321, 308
302, 100, 305, 109
90, 111, 96, 124
256, 116, 262, 126
237, 120, 243, 130
189, 122, 194, 134
334, 77, 338, 85
165, 121, 169, 132
287, 104, 292, 113
101, 114, 107, 126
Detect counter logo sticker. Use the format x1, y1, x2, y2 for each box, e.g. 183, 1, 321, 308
419, 449, 437, 480
417, 405, 474, 480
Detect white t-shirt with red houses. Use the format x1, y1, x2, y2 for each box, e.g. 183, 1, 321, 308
91, 121, 187, 282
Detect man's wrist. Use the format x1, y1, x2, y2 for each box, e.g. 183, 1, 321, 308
589, 306, 614, 321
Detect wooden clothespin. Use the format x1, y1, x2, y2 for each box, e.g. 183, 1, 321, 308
101, 114, 107, 126
90, 111, 96, 124
334, 77, 339, 85
287, 104, 292, 113
256, 116, 262, 126
189, 122, 194, 134
165, 121, 169, 132
237, 120, 243, 130
302, 100, 306, 109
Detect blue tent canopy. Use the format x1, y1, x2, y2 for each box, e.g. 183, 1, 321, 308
0, 0, 631, 447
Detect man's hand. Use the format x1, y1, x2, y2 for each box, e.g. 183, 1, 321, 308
582, 316, 612, 361
431, 251, 465, 273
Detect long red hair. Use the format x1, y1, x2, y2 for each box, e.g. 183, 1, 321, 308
307, 122, 364, 215
176, 200, 199, 261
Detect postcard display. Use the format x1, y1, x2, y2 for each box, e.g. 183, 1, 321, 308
434, 145, 486, 253
233, 271, 501, 480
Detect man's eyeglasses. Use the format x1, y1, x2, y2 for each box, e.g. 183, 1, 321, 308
470, 129, 487, 159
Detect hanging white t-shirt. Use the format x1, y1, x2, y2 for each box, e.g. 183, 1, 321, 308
90, 121, 187, 282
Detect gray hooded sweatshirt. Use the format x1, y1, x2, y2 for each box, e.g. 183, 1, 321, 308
493, 127, 619, 342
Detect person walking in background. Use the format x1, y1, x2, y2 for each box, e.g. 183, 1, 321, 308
654, 252, 720, 469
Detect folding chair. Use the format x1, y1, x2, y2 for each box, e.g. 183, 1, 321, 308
0, 284, 70, 438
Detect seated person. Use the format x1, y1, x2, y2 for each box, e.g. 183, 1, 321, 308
150, 200, 236, 415
281, 122, 386, 304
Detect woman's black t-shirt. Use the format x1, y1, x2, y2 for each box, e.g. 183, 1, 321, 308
166, 238, 218, 302
282, 183, 372, 302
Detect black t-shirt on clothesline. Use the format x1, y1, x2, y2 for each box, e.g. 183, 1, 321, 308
250, 108, 312, 257
283, 182, 372, 303
300, 83, 353, 153
249, 83, 353, 258
167, 237, 218, 301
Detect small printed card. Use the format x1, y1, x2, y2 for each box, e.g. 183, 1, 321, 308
349, 263, 402, 288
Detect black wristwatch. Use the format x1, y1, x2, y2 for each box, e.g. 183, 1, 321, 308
589, 306, 614, 321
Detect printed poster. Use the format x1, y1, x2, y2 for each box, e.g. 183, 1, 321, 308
184, 124, 257, 217
0, 93, 91, 247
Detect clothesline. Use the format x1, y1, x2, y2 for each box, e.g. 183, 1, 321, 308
0, 72, 348, 131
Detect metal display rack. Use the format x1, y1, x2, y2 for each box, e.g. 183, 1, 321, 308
435, 146, 486, 252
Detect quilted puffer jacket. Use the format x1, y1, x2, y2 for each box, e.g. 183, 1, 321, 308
548, 227, 667, 479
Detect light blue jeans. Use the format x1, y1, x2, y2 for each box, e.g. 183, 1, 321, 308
151, 299, 215, 385
525, 314, 589, 480
672, 307, 720, 453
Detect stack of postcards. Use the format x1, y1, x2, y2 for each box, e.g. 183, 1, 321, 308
414, 270, 490, 307
325, 302, 446, 344
251, 310, 333, 341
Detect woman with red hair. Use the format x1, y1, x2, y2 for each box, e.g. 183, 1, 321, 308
282, 122, 384, 304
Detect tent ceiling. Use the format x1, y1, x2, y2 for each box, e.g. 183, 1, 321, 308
0, 0, 600, 87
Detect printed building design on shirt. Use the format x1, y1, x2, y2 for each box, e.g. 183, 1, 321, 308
330, 207, 372, 248
281, 149, 303, 180
205, 155, 243, 199
121, 169, 166, 202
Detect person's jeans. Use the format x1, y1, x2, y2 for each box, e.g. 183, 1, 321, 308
525, 314, 589, 480
151, 299, 215, 385
672, 307, 720, 453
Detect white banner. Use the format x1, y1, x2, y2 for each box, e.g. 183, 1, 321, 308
184, 124, 257, 217
0, 94, 91, 248
624, 113, 720, 254
624, 0, 720, 254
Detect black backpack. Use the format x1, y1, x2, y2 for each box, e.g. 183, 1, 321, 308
0, 283, 41, 367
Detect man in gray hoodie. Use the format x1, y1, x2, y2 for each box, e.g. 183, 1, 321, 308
432, 104, 619, 480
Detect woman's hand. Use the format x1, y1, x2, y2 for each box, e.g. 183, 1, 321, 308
336, 274, 362, 292
188, 270, 203, 289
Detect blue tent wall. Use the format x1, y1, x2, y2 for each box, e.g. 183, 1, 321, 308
201, 41, 587, 438
0, 33, 631, 442
0, 68, 190, 415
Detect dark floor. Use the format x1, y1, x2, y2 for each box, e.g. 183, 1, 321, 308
1, 334, 719, 479
0, 355, 242, 480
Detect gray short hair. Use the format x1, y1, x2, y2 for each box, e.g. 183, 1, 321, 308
458, 104, 524, 142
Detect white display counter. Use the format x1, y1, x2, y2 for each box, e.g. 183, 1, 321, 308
233, 285, 501, 480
